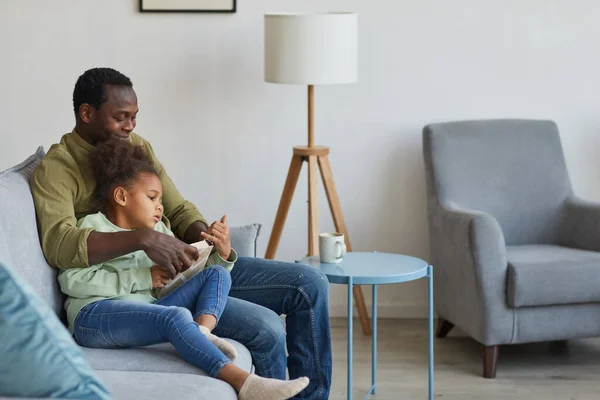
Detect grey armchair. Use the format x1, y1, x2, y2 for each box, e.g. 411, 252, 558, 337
423, 119, 600, 378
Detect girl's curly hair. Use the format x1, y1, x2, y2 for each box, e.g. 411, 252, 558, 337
90, 139, 159, 213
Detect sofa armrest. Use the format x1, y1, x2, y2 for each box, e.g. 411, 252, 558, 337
559, 196, 600, 252
430, 202, 513, 344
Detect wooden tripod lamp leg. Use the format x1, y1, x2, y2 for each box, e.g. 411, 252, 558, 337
318, 154, 349, 241
353, 285, 372, 336
266, 84, 371, 334
308, 155, 320, 256
318, 154, 372, 336
265, 154, 304, 260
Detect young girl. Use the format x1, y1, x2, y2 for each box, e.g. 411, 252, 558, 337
58, 140, 308, 400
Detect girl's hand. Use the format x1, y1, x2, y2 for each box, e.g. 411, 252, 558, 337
150, 265, 172, 289
201, 214, 231, 260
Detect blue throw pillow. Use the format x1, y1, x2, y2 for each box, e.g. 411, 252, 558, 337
0, 260, 111, 399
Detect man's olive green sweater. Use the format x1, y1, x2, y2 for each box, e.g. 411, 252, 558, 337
30, 130, 208, 269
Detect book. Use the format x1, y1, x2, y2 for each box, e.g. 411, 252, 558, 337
157, 240, 213, 299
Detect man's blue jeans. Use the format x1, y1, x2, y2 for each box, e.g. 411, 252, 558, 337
73, 265, 232, 378
212, 257, 332, 400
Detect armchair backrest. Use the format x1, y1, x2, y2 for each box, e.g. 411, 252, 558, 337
423, 119, 573, 245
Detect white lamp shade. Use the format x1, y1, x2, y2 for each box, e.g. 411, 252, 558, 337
264, 13, 357, 85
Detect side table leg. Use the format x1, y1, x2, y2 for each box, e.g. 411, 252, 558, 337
428, 265, 434, 400
372, 284, 377, 395
347, 277, 353, 400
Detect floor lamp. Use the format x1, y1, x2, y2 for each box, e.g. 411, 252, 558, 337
264, 12, 371, 335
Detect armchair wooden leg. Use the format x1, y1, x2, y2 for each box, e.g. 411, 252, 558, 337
436, 318, 455, 338
483, 345, 499, 379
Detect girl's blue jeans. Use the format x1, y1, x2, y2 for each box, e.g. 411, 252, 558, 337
73, 265, 232, 378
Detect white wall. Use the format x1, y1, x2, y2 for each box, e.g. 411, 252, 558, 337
3, 0, 600, 318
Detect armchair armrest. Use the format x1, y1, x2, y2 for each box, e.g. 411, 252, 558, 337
559, 196, 600, 252
430, 202, 513, 344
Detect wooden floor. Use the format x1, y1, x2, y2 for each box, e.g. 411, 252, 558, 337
329, 318, 600, 400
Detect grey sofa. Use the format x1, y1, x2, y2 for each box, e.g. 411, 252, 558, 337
423, 119, 600, 378
0, 147, 260, 399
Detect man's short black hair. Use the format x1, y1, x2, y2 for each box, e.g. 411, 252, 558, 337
73, 67, 133, 116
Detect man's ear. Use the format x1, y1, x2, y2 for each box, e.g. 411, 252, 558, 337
113, 186, 128, 206
79, 103, 93, 123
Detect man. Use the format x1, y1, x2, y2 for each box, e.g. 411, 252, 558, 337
30, 67, 332, 400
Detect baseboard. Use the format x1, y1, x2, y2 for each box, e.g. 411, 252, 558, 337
329, 302, 431, 319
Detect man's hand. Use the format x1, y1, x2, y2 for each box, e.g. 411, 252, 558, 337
201, 214, 232, 260
183, 220, 209, 245
138, 229, 200, 278
150, 265, 172, 289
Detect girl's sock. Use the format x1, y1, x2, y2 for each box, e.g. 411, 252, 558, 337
238, 374, 309, 400
198, 325, 237, 361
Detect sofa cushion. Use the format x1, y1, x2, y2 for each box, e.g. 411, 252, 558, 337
0, 260, 110, 399
229, 223, 261, 257
507, 245, 600, 307
97, 370, 237, 400
0, 147, 65, 318
82, 340, 253, 376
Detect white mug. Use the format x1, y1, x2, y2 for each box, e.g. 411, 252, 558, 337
319, 232, 347, 263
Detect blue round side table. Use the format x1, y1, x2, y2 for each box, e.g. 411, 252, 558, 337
300, 252, 433, 400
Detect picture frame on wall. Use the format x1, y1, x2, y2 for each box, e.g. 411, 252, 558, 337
140, 0, 236, 13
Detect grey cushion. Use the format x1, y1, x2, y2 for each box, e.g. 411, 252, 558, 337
96, 370, 237, 400
229, 223, 261, 257
82, 340, 252, 376
0, 147, 65, 318
507, 245, 600, 307
513, 302, 600, 344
